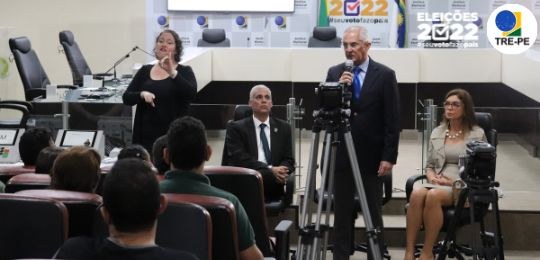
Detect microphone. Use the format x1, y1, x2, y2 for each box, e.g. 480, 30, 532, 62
344, 59, 354, 74
134, 46, 155, 58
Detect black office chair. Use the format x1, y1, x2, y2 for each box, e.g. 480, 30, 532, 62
9, 36, 78, 101
405, 112, 498, 259
197, 29, 231, 47
59, 30, 92, 86
0, 100, 31, 128
8, 37, 50, 101
308, 26, 342, 48
222, 105, 296, 216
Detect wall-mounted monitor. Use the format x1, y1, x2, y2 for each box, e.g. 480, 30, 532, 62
167, 0, 295, 12
55, 130, 105, 157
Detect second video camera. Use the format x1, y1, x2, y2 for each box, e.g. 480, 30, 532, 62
459, 140, 497, 188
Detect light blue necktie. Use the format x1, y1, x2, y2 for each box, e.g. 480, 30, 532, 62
352, 67, 362, 101
259, 123, 271, 163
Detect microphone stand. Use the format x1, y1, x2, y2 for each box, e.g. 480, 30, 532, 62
102, 47, 138, 86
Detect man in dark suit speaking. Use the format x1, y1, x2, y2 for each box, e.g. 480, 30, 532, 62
223, 85, 295, 202
326, 26, 400, 260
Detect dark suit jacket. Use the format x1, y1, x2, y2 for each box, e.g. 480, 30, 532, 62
223, 116, 295, 200
326, 57, 400, 174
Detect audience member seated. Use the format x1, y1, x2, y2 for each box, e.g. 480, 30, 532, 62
160, 116, 264, 260
54, 158, 197, 260
223, 84, 295, 202
20, 127, 54, 168
0, 127, 54, 185
405, 89, 486, 260
35, 147, 64, 174
152, 135, 169, 177
50, 146, 101, 193
118, 144, 151, 162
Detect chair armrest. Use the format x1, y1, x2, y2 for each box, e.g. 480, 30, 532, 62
405, 174, 427, 201
284, 172, 295, 208
26, 88, 46, 100
274, 220, 293, 260
57, 84, 78, 90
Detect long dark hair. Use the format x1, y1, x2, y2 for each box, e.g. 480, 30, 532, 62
155, 29, 183, 62
442, 88, 476, 132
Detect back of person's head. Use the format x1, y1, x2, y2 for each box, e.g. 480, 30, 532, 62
152, 135, 169, 174
118, 144, 151, 162
35, 146, 64, 174
104, 158, 162, 232
442, 88, 477, 131
51, 146, 101, 193
167, 116, 208, 171
19, 127, 53, 166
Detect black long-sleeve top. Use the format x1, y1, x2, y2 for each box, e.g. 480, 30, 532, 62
123, 64, 197, 151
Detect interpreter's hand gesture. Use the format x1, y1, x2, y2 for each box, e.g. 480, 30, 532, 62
159, 52, 176, 77
140, 91, 155, 107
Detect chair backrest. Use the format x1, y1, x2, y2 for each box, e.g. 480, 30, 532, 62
203, 166, 274, 257
0, 102, 30, 128
233, 105, 253, 121
163, 193, 240, 260
308, 26, 342, 48
474, 112, 498, 147
0, 165, 36, 184
0, 193, 68, 259
8, 36, 50, 101
198, 29, 231, 47
5, 173, 51, 193
59, 30, 92, 86
158, 197, 213, 260
16, 189, 102, 237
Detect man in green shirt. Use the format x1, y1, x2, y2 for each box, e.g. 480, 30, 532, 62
160, 116, 263, 260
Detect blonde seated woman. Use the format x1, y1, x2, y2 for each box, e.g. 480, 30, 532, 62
404, 89, 486, 260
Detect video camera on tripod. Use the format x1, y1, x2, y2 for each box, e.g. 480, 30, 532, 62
314, 60, 354, 120
459, 140, 497, 189
297, 60, 384, 260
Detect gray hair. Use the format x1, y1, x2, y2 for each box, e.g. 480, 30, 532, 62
249, 84, 272, 101
344, 26, 371, 43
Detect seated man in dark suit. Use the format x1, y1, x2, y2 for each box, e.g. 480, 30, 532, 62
223, 84, 295, 202
54, 158, 197, 260
160, 116, 263, 260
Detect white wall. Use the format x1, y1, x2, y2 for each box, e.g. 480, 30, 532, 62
0, 0, 147, 100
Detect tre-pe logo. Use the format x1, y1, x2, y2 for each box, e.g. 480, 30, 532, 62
417, 11, 479, 43
487, 4, 537, 54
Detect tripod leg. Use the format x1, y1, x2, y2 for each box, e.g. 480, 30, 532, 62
318, 131, 339, 260
312, 132, 334, 259
343, 132, 383, 260
491, 190, 504, 260
297, 131, 321, 260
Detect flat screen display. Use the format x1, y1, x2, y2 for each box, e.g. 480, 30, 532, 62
167, 0, 295, 12
60, 130, 97, 147
0, 129, 19, 145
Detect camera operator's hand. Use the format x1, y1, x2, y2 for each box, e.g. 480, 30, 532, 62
271, 166, 289, 184
339, 71, 354, 85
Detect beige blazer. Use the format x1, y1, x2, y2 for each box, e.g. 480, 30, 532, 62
426, 124, 486, 174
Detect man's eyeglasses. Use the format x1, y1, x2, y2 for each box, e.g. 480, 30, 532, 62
443, 101, 461, 108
